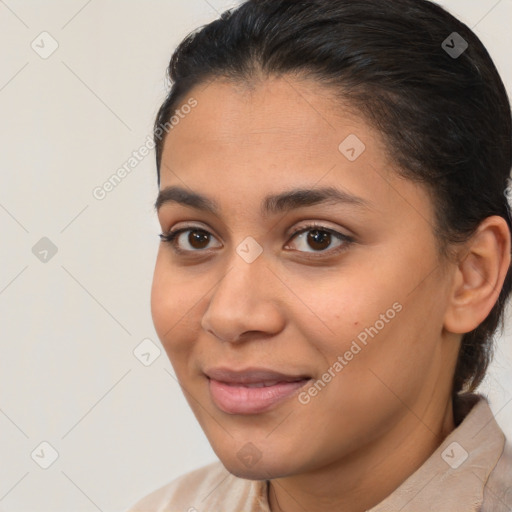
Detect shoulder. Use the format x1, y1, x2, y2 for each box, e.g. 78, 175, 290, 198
482, 435, 512, 511
125, 460, 268, 512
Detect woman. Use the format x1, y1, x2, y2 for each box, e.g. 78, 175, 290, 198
128, 0, 512, 510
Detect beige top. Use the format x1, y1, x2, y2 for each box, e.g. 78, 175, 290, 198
127, 392, 512, 511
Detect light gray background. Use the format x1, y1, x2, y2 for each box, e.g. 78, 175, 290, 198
0, 1, 511, 511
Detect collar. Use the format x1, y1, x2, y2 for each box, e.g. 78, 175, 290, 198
368, 392, 506, 511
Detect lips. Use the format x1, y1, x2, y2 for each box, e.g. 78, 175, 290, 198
205, 367, 312, 414
205, 367, 310, 384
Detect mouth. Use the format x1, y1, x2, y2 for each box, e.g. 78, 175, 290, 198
204, 367, 312, 414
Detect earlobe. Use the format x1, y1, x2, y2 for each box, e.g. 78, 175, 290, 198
444, 216, 511, 335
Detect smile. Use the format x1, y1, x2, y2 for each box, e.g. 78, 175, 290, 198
204, 367, 312, 414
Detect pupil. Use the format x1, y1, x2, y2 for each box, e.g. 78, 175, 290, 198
190, 230, 209, 249
308, 230, 330, 250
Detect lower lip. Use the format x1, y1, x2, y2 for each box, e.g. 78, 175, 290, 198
208, 378, 311, 414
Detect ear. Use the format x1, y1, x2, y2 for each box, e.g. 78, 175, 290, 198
444, 216, 511, 334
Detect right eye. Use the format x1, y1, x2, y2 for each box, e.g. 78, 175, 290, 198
159, 227, 222, 254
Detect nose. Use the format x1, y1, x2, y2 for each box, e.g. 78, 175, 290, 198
200, 252, 285, 344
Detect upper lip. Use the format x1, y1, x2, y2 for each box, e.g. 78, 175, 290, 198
205, 367, 311, 384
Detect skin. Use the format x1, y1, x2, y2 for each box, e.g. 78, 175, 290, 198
151, 76, 511, 512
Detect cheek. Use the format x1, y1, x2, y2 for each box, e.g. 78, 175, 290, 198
150, 257, 173, 339
289, 264, 435, 400
150, 255, 199, 357
287, 270, 397, 355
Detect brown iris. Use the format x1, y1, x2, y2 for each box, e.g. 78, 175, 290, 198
188, 230, 210, 249
306, 230, 331, 251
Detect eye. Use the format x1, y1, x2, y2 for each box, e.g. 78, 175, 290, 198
159, 222, 354, 257
285, 223, 354, 254
159, 227, 222, 254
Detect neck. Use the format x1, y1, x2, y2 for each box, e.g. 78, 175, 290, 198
268, 396, 455, 512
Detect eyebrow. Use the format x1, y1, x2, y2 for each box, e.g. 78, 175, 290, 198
154, 185, 371, 216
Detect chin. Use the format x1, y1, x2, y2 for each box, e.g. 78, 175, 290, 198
222, 461, 285, 481
217, 450, 299, 481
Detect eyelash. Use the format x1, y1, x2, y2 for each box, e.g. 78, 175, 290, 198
158, 222, 354, 258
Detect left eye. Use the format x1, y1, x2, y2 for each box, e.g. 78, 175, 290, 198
159, 224, 353, 255
285, 226, 352, 253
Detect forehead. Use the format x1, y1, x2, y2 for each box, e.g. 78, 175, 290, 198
158, 76, 434, 228
161, 76, 393, 178
168, 77, 378, 144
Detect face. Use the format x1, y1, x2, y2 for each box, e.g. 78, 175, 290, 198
151, 76, 458, 480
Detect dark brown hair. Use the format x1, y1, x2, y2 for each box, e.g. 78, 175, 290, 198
153, 0, 512, 397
